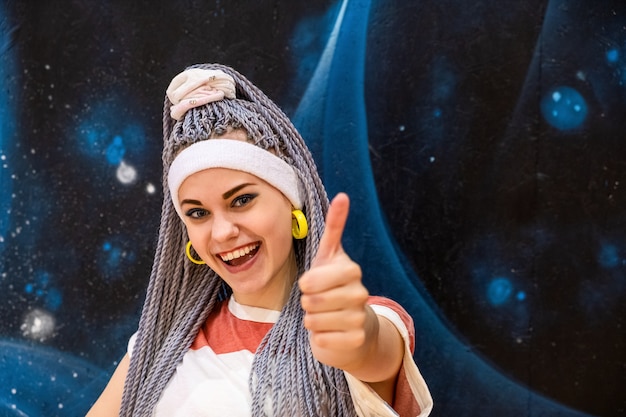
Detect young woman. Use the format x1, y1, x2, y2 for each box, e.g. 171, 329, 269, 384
86, 64, 432, 417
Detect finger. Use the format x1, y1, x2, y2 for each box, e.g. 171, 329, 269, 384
309, 330, 367, 351
299, 258, 361, 294
300, 279, 368, 313
303, 309, 367, 334
314, 192, 350, 263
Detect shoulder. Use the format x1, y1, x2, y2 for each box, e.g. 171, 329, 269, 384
367, 296, 415, 353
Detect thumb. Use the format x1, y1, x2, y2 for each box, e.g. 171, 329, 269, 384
313, 192, 350, 264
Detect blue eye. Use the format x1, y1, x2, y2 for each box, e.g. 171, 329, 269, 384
232, 193, 257, 207
185, 208, 209, 219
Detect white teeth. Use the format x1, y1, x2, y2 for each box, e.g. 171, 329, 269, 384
220, 244, 258, 262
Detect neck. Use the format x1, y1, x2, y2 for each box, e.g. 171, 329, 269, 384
231, 249, 299, 311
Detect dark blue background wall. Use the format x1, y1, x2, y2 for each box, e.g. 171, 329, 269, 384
1, 1, 624, 416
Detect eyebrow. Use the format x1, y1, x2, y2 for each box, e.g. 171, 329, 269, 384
222, 183, 254, 200
179, 183, 255, 208
180, 198, 202, 207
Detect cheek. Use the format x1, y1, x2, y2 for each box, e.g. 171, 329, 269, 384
184, 224, 207, 250
267, 212, 295, 250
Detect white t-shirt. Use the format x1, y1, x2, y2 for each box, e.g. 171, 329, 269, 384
128, 296, 432, 417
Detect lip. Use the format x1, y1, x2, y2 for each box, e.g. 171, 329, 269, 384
218, 242, 259, 262
217, 242, 260, 273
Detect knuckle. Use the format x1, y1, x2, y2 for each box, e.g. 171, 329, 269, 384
302, 312, 316, 330
344, 261, 362, 278
350, 310, 367, 328
300, 294, 315, 311
312, 332, 330, 349
301, 292, 330, 312
300, 295, 309, 310
345, 285, 368, 307
355, 286, 369, 303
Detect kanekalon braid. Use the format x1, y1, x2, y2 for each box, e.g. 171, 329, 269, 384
119, 63, 358, 417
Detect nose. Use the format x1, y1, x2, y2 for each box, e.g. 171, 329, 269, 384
210, 213, 239, 242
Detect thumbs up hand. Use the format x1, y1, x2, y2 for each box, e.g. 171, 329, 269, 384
299, 193, 375, 370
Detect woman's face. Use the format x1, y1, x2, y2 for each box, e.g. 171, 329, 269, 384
178, 167, 297, 310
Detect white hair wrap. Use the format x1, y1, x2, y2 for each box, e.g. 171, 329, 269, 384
166, 68, 237, 121
168, 139, 303, 218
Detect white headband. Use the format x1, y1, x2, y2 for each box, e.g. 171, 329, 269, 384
168, 139, 303, 219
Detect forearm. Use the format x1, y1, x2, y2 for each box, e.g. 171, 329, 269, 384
342, 306, 404, 383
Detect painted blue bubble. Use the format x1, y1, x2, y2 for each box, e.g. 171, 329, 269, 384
36, 270, 50, 286
85, 129, 100, 147
105, 135, 125, 165
78, 127, 108, 158
540, 86, 588, 131
106, 246, 122, 267
78, 115, 146, 167
103, 242, 123, 268
487, 277, 513, 306
516, 291, 526, 301
98, 236, 136, 282
44, 288, 63, 311
606, 48, 619, 63
24, 283, 34, 294
598, 244, 620, 268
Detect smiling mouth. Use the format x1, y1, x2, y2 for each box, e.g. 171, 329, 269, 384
219, 243, 260, 267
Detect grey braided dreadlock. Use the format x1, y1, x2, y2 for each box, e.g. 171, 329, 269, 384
119, 63, 359, 417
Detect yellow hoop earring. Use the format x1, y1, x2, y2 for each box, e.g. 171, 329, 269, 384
185, 241, 206, 265
291, 210, 308, 239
